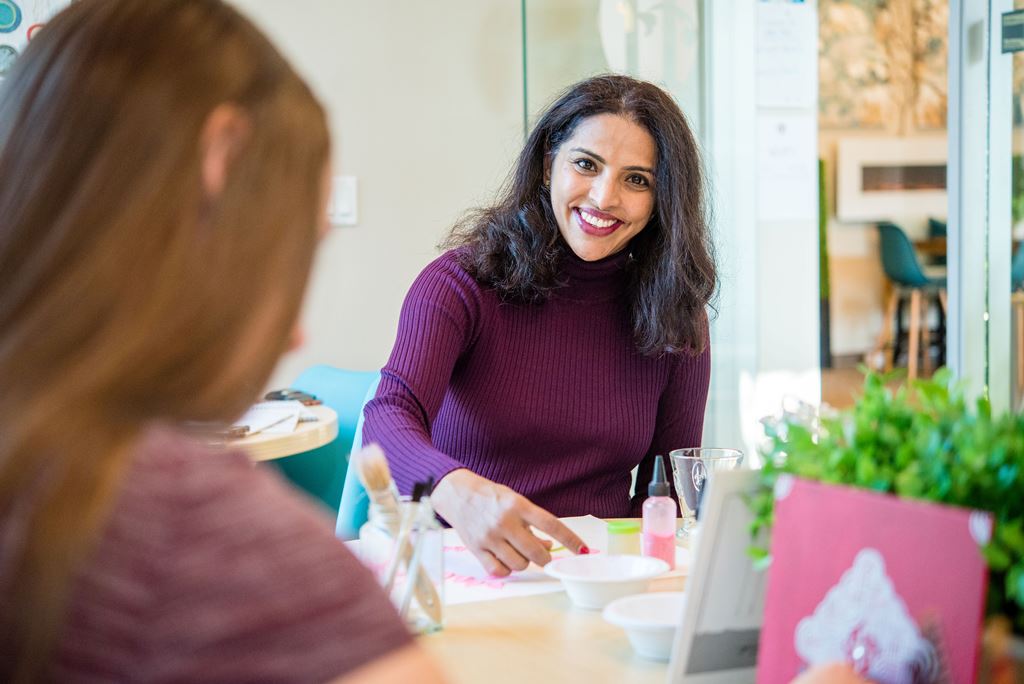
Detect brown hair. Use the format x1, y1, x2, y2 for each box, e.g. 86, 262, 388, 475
446, 74, 716, 355
0, 0, 329, 678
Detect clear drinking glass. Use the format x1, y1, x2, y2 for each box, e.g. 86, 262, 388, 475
669, 448, 744, 540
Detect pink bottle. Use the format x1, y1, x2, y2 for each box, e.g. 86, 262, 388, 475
641, 454, 675, 569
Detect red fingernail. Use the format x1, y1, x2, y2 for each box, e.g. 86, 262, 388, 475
579, 545, 590, 555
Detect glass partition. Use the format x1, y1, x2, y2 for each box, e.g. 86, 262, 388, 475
821, 0, 951, 404
522, 0, 703, 134
1011, 2, 1024, 410
521, 0, 714, 430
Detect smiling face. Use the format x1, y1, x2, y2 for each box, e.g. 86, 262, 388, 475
546, 113, 657, 262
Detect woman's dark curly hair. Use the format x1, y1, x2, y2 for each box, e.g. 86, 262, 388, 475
445, 74, 716, 356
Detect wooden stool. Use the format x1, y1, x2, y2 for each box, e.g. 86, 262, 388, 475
870, 285, 947, 380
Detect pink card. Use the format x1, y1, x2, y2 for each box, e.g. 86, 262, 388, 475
757, 476, 991, 684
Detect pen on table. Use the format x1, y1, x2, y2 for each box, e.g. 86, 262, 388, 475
241, 414, 293, 437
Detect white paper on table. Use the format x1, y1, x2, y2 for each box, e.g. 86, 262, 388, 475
437, 515, 691, 605
347, 515, 690, 606
232, 400, 303, 435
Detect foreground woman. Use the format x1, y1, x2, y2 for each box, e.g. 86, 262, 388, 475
0, 1, 444, 682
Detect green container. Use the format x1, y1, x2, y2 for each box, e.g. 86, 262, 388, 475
607, 520, 641, 555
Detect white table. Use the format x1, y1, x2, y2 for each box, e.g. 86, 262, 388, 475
413, 517, 686, 683
421, 572, 684, 683
233, 405, 338, 461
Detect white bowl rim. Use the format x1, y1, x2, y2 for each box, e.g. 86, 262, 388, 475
544, 554, 670, 583
602, 591, 686, 629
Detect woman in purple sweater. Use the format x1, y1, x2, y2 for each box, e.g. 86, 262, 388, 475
364, 75, 716, 577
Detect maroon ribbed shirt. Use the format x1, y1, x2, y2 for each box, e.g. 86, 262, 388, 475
1, 428, 411, 681
364, 248, 710, 518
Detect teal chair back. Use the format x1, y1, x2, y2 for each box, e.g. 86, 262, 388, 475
335, 375, 381, 540
877, 222, 936, 288
1013, 244, 1024, 291
926, 218, 948, 266
266, 366, 379, 513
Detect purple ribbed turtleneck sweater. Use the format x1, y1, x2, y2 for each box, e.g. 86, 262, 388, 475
363, 248, 710, 518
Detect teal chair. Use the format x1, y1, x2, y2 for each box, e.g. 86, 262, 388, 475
928, 217, 948, 238
265, 366, 379, 514
335, 375, 381, 540
874, 222, 947, 379
927, 217, 947, 266
877, 222, 946, 289
1013, 244, 1024, 291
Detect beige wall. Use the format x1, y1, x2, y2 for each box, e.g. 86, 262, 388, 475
228, 1, 525, 388
524, 0, 607, 112
821, 131, 890, 357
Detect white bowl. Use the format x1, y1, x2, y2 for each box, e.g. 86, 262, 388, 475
602, 591, 687, 661
544, 554, 670, 610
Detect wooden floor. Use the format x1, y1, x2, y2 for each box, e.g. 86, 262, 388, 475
820, 367, 867, 410
821, 364, 940, 410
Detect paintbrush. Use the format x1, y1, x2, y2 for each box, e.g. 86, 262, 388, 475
352, 445, 442, 625
396, 479, 432, 619
381, 479, 426, 595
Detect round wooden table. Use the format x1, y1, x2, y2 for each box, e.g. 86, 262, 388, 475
232, 405, 338, 461
913, 235, 948, 259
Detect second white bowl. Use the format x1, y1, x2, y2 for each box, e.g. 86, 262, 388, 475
602, 591, 687, 660
544, 554, 670, 609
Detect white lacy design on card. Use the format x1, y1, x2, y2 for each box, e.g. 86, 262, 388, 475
774, 474, 795, 501
794, 548, 930, 684
969, 511, 993, 545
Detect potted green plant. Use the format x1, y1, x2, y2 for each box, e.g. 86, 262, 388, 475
749, 369, 1024, 679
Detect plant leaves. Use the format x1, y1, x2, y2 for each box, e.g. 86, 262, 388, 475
752, 368, 1024, 625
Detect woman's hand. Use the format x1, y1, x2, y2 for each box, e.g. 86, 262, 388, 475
431, 469, 587, 577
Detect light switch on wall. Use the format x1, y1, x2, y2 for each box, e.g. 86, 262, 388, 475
328, 175, 358, 227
